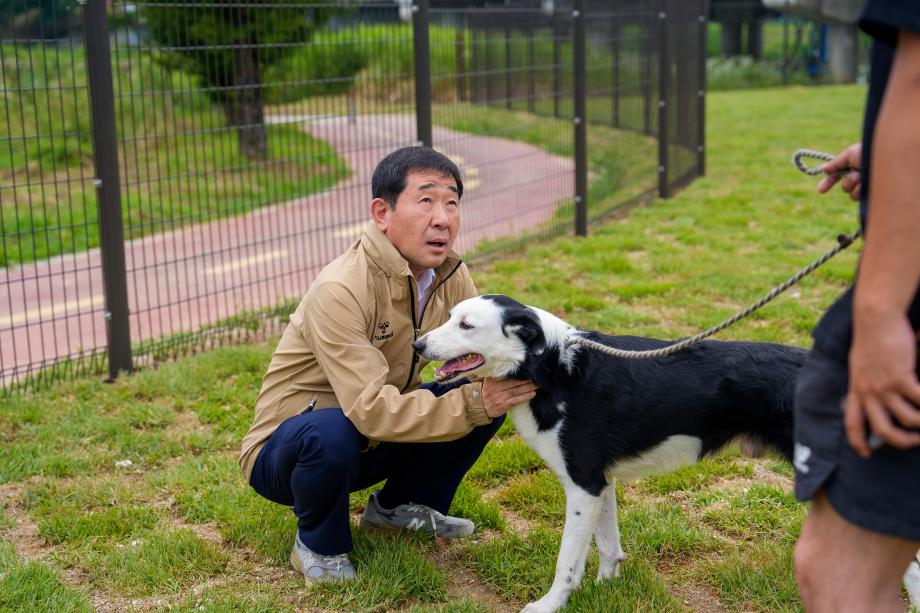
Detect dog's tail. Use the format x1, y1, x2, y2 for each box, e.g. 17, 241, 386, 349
731, 425, 794, 463
735, 434, 769, 458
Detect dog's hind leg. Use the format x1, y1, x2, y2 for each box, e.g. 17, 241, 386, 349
521, 486, 602, 613
594, 482, 624, 581
905, 555, 920, 609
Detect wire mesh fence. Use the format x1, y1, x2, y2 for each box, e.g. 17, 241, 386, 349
1, 0, 706, 393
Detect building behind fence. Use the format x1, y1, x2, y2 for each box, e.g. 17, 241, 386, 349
1, 0, 707, 392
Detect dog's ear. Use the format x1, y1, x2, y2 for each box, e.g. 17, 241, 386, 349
503, 308, 546, 355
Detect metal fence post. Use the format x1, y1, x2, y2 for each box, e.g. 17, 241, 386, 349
472, 28, 482, 103
643, 9, 653, 135
697, 0, 707, 177
527, 31, 536, 113
456, 29, 466, 102
573, 0, 587, 236
81, 0, 132, 379
505, 28, 513, 109
486, 30, 495, 105
412, 0, 433, 147
657, 3, 670, 199
553, 11, 562, 118
782, 1, 790, 85
612, 15, 620, 128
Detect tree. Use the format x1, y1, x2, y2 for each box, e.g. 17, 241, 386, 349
0, 0, 79, 39
144, 1, 331, 159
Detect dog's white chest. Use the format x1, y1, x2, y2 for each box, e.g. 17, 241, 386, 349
509, 404, 570, 483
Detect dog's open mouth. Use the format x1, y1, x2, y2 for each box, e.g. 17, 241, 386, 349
435, 353, 485, 381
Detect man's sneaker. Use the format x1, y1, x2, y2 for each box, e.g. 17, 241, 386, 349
290, 534, 356, 582
359, 490, 475, 538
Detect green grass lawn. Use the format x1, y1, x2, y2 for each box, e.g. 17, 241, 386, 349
7, 83, 917, 612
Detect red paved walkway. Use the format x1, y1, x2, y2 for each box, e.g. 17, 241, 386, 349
0, 114, 573, 384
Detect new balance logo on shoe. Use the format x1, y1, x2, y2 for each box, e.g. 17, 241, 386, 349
406, 517, 426, 531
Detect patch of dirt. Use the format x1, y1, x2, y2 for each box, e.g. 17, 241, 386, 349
658, 554, 729, 613
430, 541, 518, 613
749, 460, 794, 490
1, 479, 114, 609
501, 508, 538, 538
669, 581, 728, 613
708, 459, 793, 494
170, 515, 224, 544
481, 483, 507, 501
0, 477, 48, 560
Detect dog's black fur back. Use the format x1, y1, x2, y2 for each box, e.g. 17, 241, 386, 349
485, 294, 806, 496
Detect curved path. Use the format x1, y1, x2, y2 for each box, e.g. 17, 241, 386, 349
0, 114, 573, 384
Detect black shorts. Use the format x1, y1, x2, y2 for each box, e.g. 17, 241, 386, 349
793, 349, 920, 541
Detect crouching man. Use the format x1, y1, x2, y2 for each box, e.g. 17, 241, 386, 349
239, 147, 537, 581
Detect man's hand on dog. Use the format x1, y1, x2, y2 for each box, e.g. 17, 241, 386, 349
481, 378, 538, 418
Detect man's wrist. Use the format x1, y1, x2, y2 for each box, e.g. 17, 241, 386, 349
464, 381, 490, 425
853, 284, 909, 323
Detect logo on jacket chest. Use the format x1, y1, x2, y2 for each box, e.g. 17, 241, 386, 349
374, 321, 394, 341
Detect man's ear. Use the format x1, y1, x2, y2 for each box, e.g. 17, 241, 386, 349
371, 198, 390, 233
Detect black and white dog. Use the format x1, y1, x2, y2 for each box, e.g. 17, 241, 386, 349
413, 294, 805, 613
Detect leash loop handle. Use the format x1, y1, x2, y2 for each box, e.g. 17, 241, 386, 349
792, 148, 855, 178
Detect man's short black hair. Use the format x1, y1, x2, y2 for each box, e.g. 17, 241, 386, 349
372, 146, 463, 208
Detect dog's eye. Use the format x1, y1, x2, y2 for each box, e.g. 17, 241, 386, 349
459, 321, 474, 330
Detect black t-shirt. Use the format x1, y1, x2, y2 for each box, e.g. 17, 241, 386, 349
811, 0, 920, 361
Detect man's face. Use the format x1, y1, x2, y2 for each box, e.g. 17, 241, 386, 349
372, 170, 460, 278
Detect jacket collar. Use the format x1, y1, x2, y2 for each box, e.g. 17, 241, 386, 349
361, 221, 462, 280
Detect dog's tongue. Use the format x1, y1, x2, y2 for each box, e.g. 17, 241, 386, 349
435, 353, 485, 380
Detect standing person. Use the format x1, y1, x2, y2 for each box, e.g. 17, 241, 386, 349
240, 147, 538, 582
792, 2, 920, 612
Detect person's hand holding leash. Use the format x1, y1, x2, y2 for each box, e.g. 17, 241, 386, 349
817, 143, 862, 201
481, 378, 537, 418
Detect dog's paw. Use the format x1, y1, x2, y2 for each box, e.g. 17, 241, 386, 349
596, 552, 624, 581
520, 596, 564, 613
595, 560, 621, 582
904, 559, 920, 609
520, 604, 556, 613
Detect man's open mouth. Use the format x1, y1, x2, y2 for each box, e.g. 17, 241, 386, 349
428, 240, 447, 248
435, 353, 485, 381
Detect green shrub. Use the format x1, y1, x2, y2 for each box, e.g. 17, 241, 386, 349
707, 56, 785, 90
265, 23, 467, 103
264, 33, 368, 101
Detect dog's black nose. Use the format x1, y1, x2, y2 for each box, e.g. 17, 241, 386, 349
412, 339, 426, 353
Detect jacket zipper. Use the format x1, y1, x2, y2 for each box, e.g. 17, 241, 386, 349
399, 260, 464, 393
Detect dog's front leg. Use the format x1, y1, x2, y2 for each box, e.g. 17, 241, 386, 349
521, 487, 602, 613
594, 482, 624, 581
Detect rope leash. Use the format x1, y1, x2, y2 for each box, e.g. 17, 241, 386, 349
564, 149, 862, 359
791, 148, 857, 177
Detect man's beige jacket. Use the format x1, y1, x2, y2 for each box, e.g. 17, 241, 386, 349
239, 222, 490, 481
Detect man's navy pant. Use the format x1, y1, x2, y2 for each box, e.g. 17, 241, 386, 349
248, 380, 504, 555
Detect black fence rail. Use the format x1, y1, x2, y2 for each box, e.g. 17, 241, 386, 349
0, 0, 706, 393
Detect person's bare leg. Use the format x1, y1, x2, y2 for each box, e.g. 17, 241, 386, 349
795, 491, 919, 613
